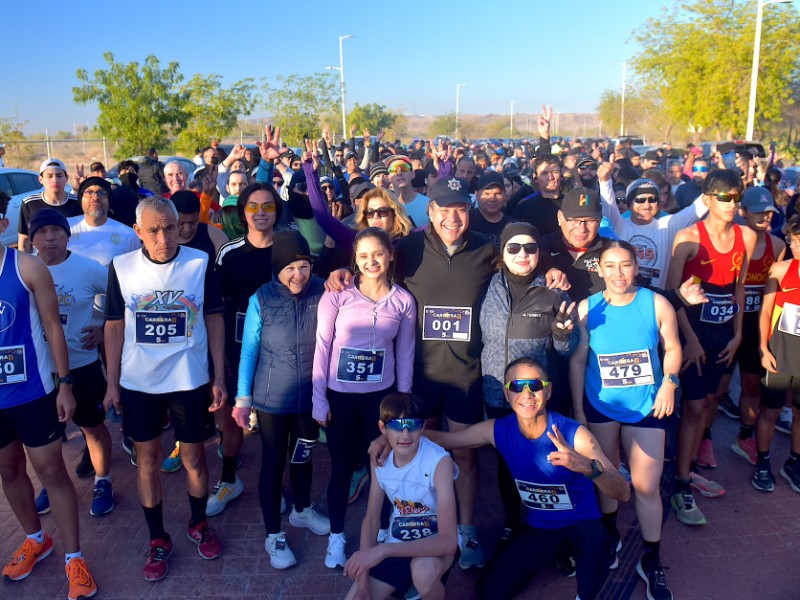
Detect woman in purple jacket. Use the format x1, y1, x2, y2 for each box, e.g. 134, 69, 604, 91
312, 227, 417, 570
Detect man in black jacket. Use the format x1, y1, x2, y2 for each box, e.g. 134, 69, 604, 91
137, 148, 167, 195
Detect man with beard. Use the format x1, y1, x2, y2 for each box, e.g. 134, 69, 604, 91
576, 156, 600, 192
469, 172, 513, 247
513, 154, 565, 236
674, 157, 710, 210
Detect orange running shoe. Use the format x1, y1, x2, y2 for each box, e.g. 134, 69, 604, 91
66, 556, 97, 600
2, 534, 54, 581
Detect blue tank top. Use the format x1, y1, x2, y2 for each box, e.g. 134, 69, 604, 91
586, 287, 661, 422
0, 248, 54, 408
494, 412, 601, 529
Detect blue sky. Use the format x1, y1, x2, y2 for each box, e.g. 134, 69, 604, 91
2, 0, 673, 133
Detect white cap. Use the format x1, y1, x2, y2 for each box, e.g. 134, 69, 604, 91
39, 158, 67, 174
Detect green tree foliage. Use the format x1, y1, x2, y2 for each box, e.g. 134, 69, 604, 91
0, 117, 36, 166
428, 113, 457, 137
173, 74, 259, 155
73, 52, 187, 157
596, 87, 670, 142
631, 0, 800, 139
263, 73, 338, 146
347, 103, 398, 134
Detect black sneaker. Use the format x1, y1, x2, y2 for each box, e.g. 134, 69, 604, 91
780, 459, 800, 493
636, 559, 673, 600
717, 393, 741, 419
554, 555, 576, 577
75, 445, 95, 478
752, 463, 775, 492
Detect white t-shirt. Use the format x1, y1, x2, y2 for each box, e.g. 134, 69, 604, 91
68, 217, 141, 267
599, 179, 707, 288
47, 253, 108, 369
403, 193, 430, 228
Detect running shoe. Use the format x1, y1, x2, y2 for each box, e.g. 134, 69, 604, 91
75, 445, 95, 479
325, 532, 347, 568
2, 534, 53, 581
376, 528, 389, 544
264, 532, 296, 569
66, 557, 97, 600
752, 463, 776, 492
696, 439, 717, 468
121, 436, 134, 456
34, 487, 50, 515
186, 521, 222, 560
689, 471, 726, 498
636, 558, 673, 600
609, 535, 622, 570
215, 445, 242, 469
248, 409, 260, 433
670, 491, 707, 526
717, 393, 741, 419
404, 585, 421, 600
458, 524, 485, 569
776, 409, 793, 435
89, 480, 115, 516
730, 437, 757, 465
289, 506, 330, 536
161, 443, 182, 473
619, 462, 632, 483
348, 464, 369, 504
555, 555, 576, 578
780, 459, 800, 493
143, 536, 173, 582
206, 477, 244, 517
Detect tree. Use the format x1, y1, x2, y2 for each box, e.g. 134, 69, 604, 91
74, 52, 187, 157
596, 87, 671, 142
631, 0, 800, 140
428, 113, 457, 137
173, 74, 259, 155
0, 117, 35, 166
347, 103, 398, 135
263, 73, 338, 146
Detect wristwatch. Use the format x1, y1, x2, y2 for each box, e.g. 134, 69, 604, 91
56, 374, 74, 385
663, 373, 680, 388
586, 459, 604, 480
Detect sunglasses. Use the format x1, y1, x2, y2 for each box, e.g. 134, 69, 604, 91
321, 185, 334, 191
578, 165, 597, 171
83, 190, 109, 199
634, 195, 658, 204
384, 418, 425, 433
505, 379, 550, 393
711, 192, 741, 203
692, 166, 709, 173
364, 207, 393, 219
388, 163, 412, 174
244, 202, 277, 214
505, 242, 538, 255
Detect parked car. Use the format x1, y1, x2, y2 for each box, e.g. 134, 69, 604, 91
0, 168, 45, 247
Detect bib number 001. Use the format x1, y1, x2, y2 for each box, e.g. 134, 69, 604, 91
422, 306, 471, 341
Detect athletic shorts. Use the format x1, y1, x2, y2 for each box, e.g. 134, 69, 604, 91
71, 360, 106, 429
369, 554, 453, 593
583, 396, 667, 430
121, 384, 215, 444
414, 376, 484, 425
760, 371, 800, 410
736, 316, 763, 376
0, 390, 65, 450
679, 337, 736, 400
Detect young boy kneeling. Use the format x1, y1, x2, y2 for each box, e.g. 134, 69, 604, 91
344, 393, 458, 600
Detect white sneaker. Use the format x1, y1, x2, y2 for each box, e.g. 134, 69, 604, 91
324, 532, 346, 568
281, 495, 287, 514
376, 528, 389, 544
289, 506, 330, 536
264, 532, 297, 569
206, 477, 244, 517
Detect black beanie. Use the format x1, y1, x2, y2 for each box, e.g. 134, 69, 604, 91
78, 176, 112, 203
500, 221, 539, 250
272, 230, 312, 276
171, 190, 201, 214
29, 207, 71, 239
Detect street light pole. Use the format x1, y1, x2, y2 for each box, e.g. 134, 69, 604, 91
455, 83, 466, 140
334, 35, 353, 139
510, 101, 516, 138
746, 0, 790, 141
620, 62, 626, 138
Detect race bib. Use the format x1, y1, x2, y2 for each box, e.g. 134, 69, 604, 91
516, 480, 573, 511
135, 310, 188, 344
597, 349, 655, 387
235, 311, 246, 344
0, 345, 27, 385
744, 285, 764, 314
290, 437, 318, 464
336, 347, 385, 383
422, 306, 471, 341
700, 294, 738, 324
391, 515, 438, 541
778, 302, 800, 336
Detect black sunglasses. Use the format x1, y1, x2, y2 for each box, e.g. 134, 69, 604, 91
505, 242, 538, 255
364, 207, 393, 219
634, 195, 659, 204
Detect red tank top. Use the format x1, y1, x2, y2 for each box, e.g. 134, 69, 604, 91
768, 260, 800, 372
744, 234, 775, 286
774, 259, 800, 315
682, 221, 745, 287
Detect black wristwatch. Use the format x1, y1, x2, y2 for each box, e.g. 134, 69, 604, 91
56, 374, 74, 385
586, 459, 604, 481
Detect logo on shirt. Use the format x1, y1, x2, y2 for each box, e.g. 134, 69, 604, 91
394, 498, 432, 516
0, 300, 16, 333
629, 234, 657, 266
700, 258, 716, 265
583, 256, 600, 273
110, 233, 122, 245
55, 284, 75, 307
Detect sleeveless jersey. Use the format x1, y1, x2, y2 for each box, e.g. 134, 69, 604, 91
742, 234, 775, 316
0, 248, 55, 408
586, 287, 662, 422
111, 246, 211, 393
494, 412, 601, 529
768, 259, 800, 378
375, 436, 457, 544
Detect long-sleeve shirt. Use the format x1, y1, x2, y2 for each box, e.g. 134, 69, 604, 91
312, 282, 416, 422
303, 162, 358, 250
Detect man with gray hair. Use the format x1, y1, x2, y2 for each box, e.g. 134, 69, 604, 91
103, 196, 227, 581
163, 160, 190, 198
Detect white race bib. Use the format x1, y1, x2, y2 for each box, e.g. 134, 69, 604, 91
516, 480, 573, 511
597, 349, 655, 388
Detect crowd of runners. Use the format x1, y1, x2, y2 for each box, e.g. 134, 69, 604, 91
1, 106, 799, 600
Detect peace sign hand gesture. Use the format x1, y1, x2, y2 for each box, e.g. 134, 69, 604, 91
256, 124, 282, 161
303, 138, 321, 171
550, 300, 576, 341
547, 424, 592, 475
74, 164, 87, 187
538, 105, 553, 140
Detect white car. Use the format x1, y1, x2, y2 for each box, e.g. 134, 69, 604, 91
0, 168, 44, 247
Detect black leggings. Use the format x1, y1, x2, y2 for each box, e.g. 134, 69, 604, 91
477, 519, 611, 600
326, 387, 392, 534
256, 410, 319, 535
485, 404, 521, 529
